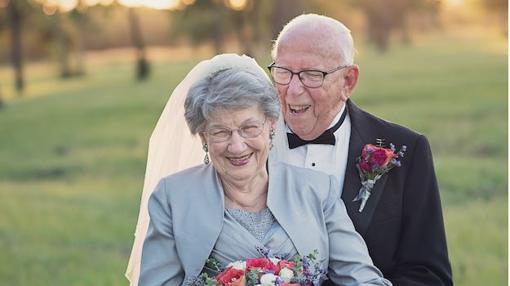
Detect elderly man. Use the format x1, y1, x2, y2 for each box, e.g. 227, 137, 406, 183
269, 14, 452, 286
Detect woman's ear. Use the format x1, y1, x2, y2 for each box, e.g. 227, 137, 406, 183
269, 118, 277, 130
199, 133, 207, 146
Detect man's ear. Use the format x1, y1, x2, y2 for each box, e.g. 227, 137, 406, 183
340, 64, 359, 101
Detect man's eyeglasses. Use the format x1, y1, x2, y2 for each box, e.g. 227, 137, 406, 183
267, 63, 350, 88
203, 118, 267, 143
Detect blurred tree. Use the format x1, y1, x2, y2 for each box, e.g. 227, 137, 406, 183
6, 0, 28, 93
0, 80, 4, 109
229, 0, 273, 56
33, 0, 88, 78
475, 0, 507, 35
271, 0, 304, 40
53, 10, 73, 77
170, 0, 229, 54
355, 0, 440, 52
170, 0, 277, 56
128, 7, 150, 80
68, 0, 89, 76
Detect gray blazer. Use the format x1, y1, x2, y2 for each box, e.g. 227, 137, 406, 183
139, 161, 391, 286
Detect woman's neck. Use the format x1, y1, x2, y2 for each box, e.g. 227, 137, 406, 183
221, 172, 269, 212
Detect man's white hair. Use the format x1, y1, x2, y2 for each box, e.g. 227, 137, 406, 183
271, 13, 355, 65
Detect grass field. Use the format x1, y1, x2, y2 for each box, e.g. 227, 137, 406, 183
0, 29, 507, 285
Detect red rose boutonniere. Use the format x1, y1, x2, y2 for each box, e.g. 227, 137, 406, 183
353, 142, 406, 212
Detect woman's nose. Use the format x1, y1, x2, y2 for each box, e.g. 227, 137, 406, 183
227, 130, 247, 153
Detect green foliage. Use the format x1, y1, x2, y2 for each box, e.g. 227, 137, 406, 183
0, 30, 506, 286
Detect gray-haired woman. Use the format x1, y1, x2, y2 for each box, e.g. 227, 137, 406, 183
132, 54, 391, 286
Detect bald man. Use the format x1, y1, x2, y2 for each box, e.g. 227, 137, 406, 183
269, 14, 452, 286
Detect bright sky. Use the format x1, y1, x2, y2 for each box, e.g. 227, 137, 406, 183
116, 0, 180, 10
445, 0, 465, 7
39, 0, 181, 12
38, 0, 248, 12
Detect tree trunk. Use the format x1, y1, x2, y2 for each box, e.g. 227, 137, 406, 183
234, 12, 252, 56
0, 83, 4, 109
74, 16, 86, 76
211, 6, 224, 54
8, 1, 24, 93
54, 12, 72, 78
271, 0, 304, 41
128, 8, 149, 81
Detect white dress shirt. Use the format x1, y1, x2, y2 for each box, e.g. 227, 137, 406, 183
280, 105, 351, 193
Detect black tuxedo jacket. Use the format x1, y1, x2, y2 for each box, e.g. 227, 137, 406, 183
324, 100, 452, 286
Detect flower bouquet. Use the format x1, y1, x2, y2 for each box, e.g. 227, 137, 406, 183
200, 249, 326, 286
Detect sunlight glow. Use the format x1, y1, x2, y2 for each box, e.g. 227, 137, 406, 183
84, 0, 115, 6
226, 0, 248, 11
445, 0, 464, 7
58, 0, 78, 12
117, 0, 179, 10
36, 0, 179, 12
0, 0, 8, 9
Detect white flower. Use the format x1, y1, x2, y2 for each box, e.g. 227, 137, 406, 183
227, 260, 246, 270
279, 267, 294, 282
260, 273, 277, 285
269, 257, 280, 265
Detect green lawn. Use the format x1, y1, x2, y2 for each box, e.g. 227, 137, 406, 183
0, 30, 507, 285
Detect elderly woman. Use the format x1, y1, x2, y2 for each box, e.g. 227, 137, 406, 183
134, 54, 390, 286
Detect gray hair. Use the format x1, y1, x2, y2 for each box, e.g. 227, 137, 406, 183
184, 67, 280, 135
271, 13, 355, 65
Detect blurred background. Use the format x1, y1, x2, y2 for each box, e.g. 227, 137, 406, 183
0, 0, 507, 285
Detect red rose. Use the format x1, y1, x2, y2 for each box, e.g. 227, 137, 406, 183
361, 144, 377, 158
277, 260, 296, 270
246, 258, 279, 273
359, 158, 371, 172
371, 148, 395, 167
216, 267, 245, 286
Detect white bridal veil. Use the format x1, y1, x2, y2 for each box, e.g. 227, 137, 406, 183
125, 54, 274, 285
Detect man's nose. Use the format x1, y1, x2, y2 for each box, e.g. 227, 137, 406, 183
287, 73, 305, 96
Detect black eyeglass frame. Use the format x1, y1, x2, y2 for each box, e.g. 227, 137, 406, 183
267, 62, 351, 88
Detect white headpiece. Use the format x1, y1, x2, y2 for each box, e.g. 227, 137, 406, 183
125, 54, 270, 285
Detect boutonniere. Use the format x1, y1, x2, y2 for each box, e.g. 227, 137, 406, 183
353, 141, 406, 212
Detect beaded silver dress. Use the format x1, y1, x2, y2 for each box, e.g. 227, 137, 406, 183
208, 208, 298, 268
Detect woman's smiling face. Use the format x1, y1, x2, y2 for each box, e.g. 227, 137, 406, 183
202, 106, 274, 184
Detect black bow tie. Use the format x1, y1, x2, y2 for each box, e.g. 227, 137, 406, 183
287, 107, 347, 149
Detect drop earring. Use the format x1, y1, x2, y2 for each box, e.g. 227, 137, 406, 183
269, 129, 275, 150
203, 144, 210, 164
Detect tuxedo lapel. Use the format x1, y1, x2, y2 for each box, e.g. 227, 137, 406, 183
341, 100, 388, 236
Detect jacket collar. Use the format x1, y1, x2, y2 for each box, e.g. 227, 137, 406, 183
182, 163, 316, 280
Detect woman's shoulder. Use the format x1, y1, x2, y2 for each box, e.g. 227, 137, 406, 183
155, 164, 216, 197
